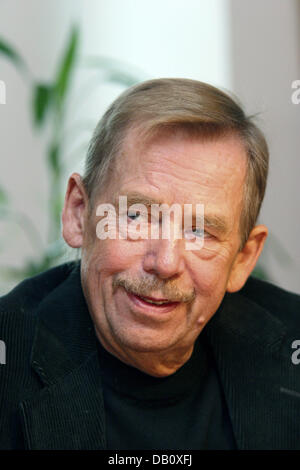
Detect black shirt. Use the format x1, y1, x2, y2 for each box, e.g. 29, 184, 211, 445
97, 333, 236, 450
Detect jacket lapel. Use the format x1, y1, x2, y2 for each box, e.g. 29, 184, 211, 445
203, 291, 300, 449
18, 263, 107, 450
19, 349, 106, 450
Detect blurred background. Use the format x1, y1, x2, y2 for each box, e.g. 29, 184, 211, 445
0, 0, 299, 295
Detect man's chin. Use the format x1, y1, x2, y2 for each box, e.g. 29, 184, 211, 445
113, 330, 181, 354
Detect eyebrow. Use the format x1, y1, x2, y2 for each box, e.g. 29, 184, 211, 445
116, 192, 161, 207
113, 191, 229, 235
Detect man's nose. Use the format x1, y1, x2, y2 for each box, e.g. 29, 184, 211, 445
142, 238, 185, 279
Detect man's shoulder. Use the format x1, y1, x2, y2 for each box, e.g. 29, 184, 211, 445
240, 275, 300, 326
0, 262, 79, 449
0, 261, 77, 325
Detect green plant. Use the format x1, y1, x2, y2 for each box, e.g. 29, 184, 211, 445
0, 26, 143, 282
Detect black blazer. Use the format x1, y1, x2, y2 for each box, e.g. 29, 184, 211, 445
0, 261, 299, 450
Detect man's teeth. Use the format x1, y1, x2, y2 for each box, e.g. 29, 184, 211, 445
138, 295, 170, 305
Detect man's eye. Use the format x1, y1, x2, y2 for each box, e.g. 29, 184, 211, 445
191, 228, 204, 238
127, 212, 140, 221
184, 228, 212, 239
128, 211, 149, 222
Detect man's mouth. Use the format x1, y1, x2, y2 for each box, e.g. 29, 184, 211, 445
132, 293, 177, 306
126, 290, 180, 311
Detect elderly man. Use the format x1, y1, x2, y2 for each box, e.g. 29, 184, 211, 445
0, 78, 299, 450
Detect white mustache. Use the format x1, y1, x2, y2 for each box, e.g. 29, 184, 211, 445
112, 275, 196, 303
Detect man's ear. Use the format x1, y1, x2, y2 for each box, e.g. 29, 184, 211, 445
226, 224, 268, 293
62, 173, 89, 248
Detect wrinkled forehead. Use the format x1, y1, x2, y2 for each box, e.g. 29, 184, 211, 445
112, 126, 248, 199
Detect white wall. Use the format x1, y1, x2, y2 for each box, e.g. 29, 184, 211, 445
79, 0, 231, 84
230, 0, 300, 294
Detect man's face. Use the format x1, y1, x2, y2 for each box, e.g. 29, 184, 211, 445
79, 129, 249, 363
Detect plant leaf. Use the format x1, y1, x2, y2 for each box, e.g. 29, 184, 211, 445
32, 83, 53, 127
0, 38, 26, 70
82, 56, 143, 87
48, 143, 60, 176
0, 186, 8, 219
105, 70, 139, 87
0, 186, 8, 206
54, 26, 79, 108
